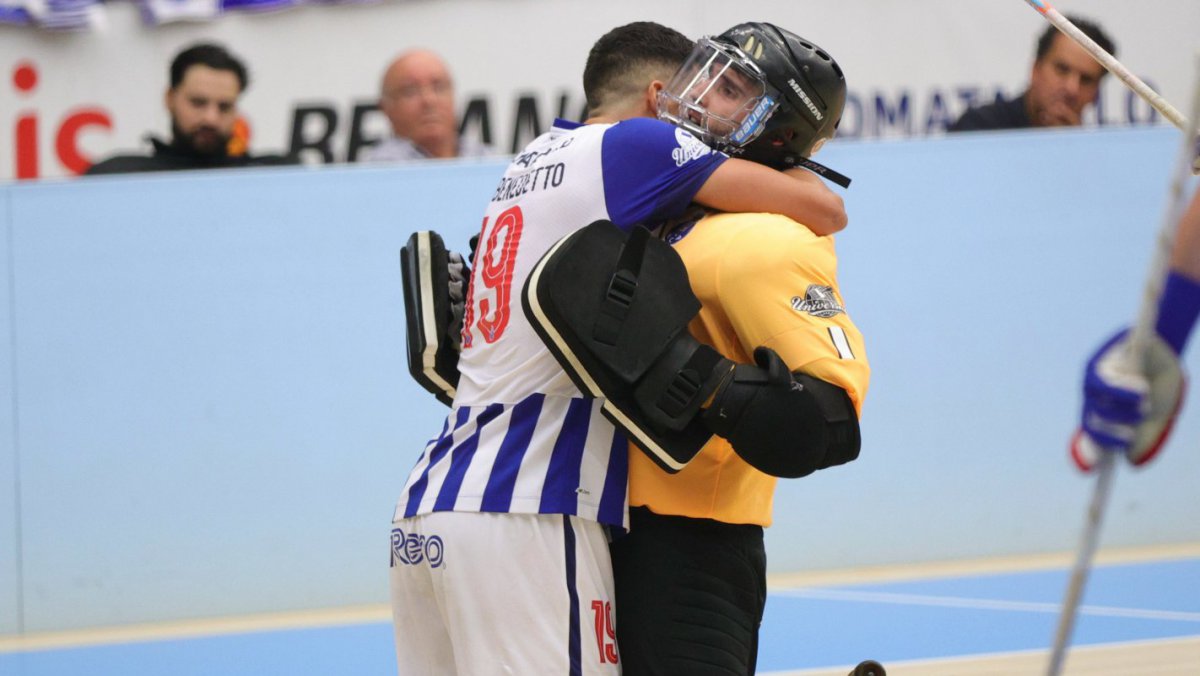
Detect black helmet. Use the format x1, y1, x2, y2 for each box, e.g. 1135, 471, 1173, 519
658, 22, 847, 174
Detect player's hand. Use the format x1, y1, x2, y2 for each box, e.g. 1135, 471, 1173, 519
467, 234, 480, 263
779, 166, 847, 235
1071, 328, 1186, 471
1032, 90, 1084, 127
446, 249, 470, 351
1080, 330, 1148, 451
1038, 97, 1082, 127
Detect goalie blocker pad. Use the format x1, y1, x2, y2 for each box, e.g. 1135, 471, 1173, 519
522, 220, 725, 473
400, 231, 460, 406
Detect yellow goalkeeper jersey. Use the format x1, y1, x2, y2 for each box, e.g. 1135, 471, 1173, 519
628, 211, 871, 527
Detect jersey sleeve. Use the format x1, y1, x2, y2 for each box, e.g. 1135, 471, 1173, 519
715, 217, 871, 413
600, 118, 727, 229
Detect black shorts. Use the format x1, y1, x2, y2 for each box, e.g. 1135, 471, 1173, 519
610, 506, 767, 676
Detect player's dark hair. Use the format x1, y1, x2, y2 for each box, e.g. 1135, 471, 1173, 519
1035, 15, 1115, 73
583, 22, 693, 116
170, 42, 249, 92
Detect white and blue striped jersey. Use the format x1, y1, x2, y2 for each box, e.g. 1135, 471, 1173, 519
396, 118, 726, 529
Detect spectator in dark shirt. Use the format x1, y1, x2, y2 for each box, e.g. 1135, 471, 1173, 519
86, 42, 296, 175
949, 16, 1115, 132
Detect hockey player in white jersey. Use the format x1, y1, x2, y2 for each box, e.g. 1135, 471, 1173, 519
389, 21, 851, 675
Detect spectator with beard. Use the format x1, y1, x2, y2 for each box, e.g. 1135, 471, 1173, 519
85, 43, 297, 175
948, 15, 1115, 131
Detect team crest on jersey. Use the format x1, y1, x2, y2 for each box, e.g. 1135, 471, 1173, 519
791, 285, 844, 318
664, 221, 696, 244
672, 128, 712, 167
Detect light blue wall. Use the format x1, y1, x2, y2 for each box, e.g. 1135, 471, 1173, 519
766, 127, 1199, 573
2, 187, 18, 635
1, 127, 1197, 634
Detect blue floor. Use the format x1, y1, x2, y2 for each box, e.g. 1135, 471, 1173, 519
4, 558, 1198, 675
758, 558, 1200, 672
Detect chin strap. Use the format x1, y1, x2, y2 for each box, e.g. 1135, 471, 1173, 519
796, 157, 851, 188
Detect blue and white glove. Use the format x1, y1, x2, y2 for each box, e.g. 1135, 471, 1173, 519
1071, 328, 1186, 472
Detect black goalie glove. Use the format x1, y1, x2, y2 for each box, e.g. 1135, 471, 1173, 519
399, 231, 471, 406
703, 346, 860, 478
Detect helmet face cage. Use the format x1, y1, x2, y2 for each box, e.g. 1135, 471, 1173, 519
691, 22, 848, 170
657, 38, 781, 152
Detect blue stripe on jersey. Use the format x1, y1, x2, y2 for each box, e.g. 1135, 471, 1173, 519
540, 398, 592, 515
597, 431, 629, 527
403, 406, 471, 518
433, 402, 505, 512
480, 394, 545, 512
563, 515, 583, 676
600, 118, 726, 228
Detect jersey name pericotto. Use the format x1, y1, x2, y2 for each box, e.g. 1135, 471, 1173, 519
396, 118, 726, 528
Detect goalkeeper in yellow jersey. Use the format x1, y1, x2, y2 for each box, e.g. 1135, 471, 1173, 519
524, 22, 870, 674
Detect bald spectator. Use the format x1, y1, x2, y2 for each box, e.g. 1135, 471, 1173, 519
360, 49, 493, 162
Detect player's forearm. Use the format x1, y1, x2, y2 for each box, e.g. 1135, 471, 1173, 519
693, 159, 847, 235
1154, 190, 1200, 355
1169, 188, 1200, 281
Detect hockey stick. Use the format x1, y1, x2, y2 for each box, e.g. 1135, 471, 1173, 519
1045, 451, 1114, 676
1022, 0, 1188, 131
1044, 56, 1200, 676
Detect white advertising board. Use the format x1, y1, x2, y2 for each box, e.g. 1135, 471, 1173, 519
3, 0, 1198, 180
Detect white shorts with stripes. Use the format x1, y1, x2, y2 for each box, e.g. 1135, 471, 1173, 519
389, 511, 621, 675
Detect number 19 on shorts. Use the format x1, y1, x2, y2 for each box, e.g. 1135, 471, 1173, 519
591, 600, 618, 664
